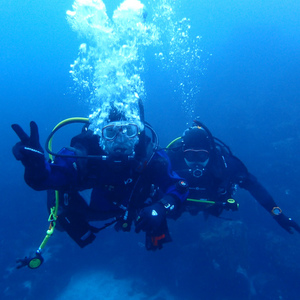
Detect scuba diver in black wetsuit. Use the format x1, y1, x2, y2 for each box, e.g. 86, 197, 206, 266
12, 103, 188, 268
166, 118, 300, 234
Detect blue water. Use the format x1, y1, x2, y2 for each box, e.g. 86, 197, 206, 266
1, 0, 300, 299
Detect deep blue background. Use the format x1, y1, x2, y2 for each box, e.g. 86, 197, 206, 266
1, 0, 300, 299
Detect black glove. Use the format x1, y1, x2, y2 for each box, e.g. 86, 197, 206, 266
135, 203, 166, 233
12, 121, 45, 167
16, 252, 44, 269
274, 213, 300, 234
16, 257, 31, 269
12, 121, 48, 187
145, 219, 172, 251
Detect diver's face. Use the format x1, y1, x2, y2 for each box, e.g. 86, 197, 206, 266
183, 149, 210, 168
101, 121, 139, 156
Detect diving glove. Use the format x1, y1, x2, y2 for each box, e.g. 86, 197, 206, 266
145, 219, 172, 251
135, 202, 173, 251
135, 195, 179, 233
12, 121, 48, 187
16, 252, 44, 269
12, 121, 45, 166
135, 202, 166, 233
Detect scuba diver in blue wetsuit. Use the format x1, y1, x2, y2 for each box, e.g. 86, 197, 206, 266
166, 118, 300, 234
12, 103, 188, 268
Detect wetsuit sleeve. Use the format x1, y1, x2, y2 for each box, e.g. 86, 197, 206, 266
231, 157, 300, 234
239, 172, 277, 212
25, 147, 81, 191
25, 130, 102, 191
149, 150, 188, 205
230, 156, 277, 212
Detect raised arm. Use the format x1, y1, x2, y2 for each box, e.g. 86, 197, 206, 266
239, 167, 300, 234
12, 121, 80, 191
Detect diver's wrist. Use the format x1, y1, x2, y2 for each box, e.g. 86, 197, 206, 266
271, 206, 282, 217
